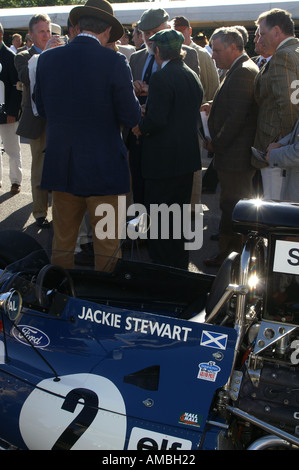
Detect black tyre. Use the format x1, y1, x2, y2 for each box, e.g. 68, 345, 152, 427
0, 230, 44, 269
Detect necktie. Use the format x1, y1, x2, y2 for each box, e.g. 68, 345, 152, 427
258, 58, 267, 69
139, 55, 155, 105
143, 55, 155, 84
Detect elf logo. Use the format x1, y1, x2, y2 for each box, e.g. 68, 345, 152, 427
127, 427, 192, 450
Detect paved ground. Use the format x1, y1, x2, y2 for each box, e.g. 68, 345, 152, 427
0, 138, 221, 275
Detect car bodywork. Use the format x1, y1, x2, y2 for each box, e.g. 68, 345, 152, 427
0, 198, 298, 450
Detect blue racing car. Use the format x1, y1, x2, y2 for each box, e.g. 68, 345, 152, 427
0, 199, 298, 450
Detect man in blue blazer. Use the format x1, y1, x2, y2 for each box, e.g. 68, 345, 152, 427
35, 0, 141, 271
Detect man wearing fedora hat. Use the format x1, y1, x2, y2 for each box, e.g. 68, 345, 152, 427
35, 0, 141, 271
132, 29, 203, 269
127, 8, 200, 207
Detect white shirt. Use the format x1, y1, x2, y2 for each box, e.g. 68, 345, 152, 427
277, 36, 294, 50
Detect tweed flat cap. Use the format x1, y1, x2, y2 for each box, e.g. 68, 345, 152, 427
149, 29, 184, 51
138, 8, 169, 31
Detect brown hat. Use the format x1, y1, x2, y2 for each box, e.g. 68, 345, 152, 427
69, 0, 124, 42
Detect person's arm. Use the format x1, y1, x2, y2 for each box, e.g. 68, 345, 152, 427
14, 51, 30, 87
270, 49, 299, 138
138, 71, 171, 135
111, 53, 141, 128
5, 50, 21, 119
269, 141, 299, 169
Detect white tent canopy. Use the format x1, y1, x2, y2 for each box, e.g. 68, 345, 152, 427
0, 0, 298, 30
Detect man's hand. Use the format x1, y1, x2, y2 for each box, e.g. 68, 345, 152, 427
6, 115, 16, 124
200, 102, 212, 116
266, 142, 282, 162
44, 35, 65, 50
203, 136, 214, 152
133, 80, 149, 97
132, 124, 142, 136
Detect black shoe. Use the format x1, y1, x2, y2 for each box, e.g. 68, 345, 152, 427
11, 184, 21, 195
36, 217, 51, 229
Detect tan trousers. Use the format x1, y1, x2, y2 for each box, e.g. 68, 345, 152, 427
51, 191, 126, 272
29, 130, 49, 219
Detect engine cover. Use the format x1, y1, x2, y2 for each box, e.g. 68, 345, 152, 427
236, 362, 299, 434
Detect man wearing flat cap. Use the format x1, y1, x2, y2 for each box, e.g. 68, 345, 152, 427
35, 0, 141, 271
132, 29, 203, 270
128, 8, 200, 207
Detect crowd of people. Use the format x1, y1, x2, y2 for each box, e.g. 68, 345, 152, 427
0, 0, 298, 271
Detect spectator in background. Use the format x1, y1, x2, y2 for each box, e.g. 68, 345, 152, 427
172, 16, 219, 102
14, 13, 62, 228
0, 23, 22, 194
234, 25, 249, 47
10, 33, 22, 53
132, 29, 202, 269
132, 22, 144, 50
119, 27, 132, 45
117, 29, 136, 60
172, 15, 219, 213
202, 27, 259, 267
17, 33, 33, 52
252, 26, 272, 69
128, 7, 199, 207
253, 8, 299, 200
193, 32, 212, 55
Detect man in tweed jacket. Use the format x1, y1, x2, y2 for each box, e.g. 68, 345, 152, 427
254, 9, 299, 151
202, 27, 258, 267
253, 8, 299, 197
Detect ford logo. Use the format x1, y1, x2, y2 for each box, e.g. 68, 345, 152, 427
12, 325, 50, 349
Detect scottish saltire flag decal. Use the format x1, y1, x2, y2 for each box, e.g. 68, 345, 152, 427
200, 330, 228, 350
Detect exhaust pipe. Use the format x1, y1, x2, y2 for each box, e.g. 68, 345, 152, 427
247, 435, 292, 450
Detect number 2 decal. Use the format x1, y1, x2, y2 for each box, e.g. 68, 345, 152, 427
52, 388, 99, 450
19, 374, 127, 450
